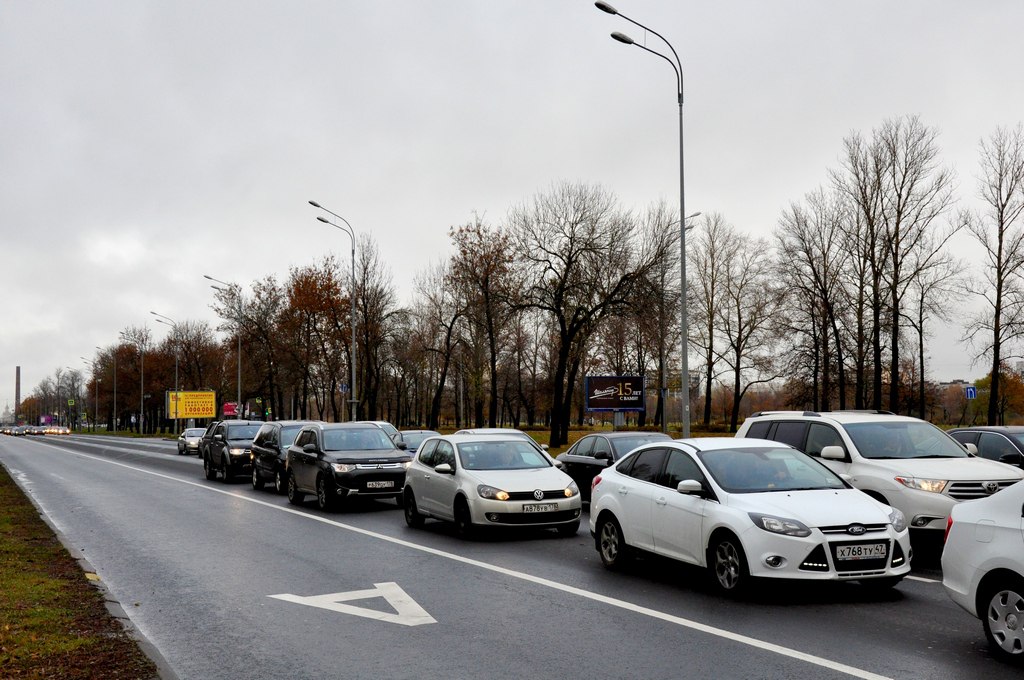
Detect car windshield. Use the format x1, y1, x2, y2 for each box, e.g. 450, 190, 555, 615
699, 446, 846, 494
184, 428, 205, 437
844, 421, 968, 459
402, 431, 438, 448
226, 425, 261, 440
458, 441, 551, 470
611, 434, 671, 457
323, 428, 395, 451
1009, 433, 1024, 447
280, 426, 303, 448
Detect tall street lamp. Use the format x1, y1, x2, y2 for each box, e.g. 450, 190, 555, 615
97, 345, 116, 432
596, 1, 693, 437
151, 311, 180, 433
204, 275, 242, 418
309, 200, 358, 422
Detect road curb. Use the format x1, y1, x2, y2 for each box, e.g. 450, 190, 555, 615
6, 467, 180, 680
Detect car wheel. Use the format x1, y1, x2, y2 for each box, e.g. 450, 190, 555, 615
597, 516, 630, 569
404, 489, 425, 528
203, 455, 216, 481
220, 456, 231, 483
177, 445, 184, 455
274, 469, 286, 495
557, 520, 580, 537
709, 533, 750, 595
287, 473, 303, 506
454, 498, 475, 538
251, 466, 265, 491
981, 576, 1024, 662
316, 474, 336, 512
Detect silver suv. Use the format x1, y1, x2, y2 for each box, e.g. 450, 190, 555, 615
735, 411, 1024, 532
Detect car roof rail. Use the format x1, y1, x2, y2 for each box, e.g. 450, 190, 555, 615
827, 409, 896, 415
749, 410, 821, 418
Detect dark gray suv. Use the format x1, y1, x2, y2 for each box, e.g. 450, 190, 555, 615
203, 420, 263, 483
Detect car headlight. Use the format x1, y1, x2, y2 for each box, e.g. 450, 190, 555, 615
477, 485, 510, 501
894, 476, 947, 493
888, 507, 907, 533
403, 460, 413, 469
563, 482, 579, 498
748, 513, 812, 537
332, 463, 356, 473
229, 447, 246, 457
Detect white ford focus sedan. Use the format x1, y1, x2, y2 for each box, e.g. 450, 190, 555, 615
590, 438, 912, 595
403, 434, 582, 537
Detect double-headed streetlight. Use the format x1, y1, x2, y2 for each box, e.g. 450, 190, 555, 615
204, 275, 242, 417
596, 1, 693, 437
309, 200, 358, 422
96, 345, 116, 432
151, 311, 180, 432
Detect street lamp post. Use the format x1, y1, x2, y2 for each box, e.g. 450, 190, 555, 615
204, 275, 242, 418
152, 312, 180, 433
596, 1, 693, 437
309, 200, 358, 422
81, 357, 99, 432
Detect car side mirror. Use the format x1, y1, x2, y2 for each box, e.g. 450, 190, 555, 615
820, 445, 846, 460
676, 479, 704, 495
396, 441, 407, 450
434, 463, 454, 475
1000, 452, 1022, 466
302, 443, 318, 454
552, 458, 564, 469
964, 443, 979, 456
214, 434, 224, 441
594, 451, 612, 461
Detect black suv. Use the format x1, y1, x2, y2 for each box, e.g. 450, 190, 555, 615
198, 421, 221, 461
286, 422, 410, 511
251, 420, 314, 493
203, 420, 264, 483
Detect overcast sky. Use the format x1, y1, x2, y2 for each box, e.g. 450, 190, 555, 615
3, 1, 1022, 415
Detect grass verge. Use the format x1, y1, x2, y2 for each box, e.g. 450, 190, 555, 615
0, 463, 159, 679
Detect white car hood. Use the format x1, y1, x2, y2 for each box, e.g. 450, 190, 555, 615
466, 466, 574, 491
856, 456, 1024, 480
725, 489, 891, 528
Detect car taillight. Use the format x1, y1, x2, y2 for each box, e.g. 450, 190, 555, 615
592, 475, 602, 493
944, 515, 953, 543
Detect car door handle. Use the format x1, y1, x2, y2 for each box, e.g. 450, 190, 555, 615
617, 487, 628, 495
655, 497, 667, 505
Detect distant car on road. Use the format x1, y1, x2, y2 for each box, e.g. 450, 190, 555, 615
558, 431, 673, 501
203, 420, 263, 483
947, 426, 1024, 468
398, 429, 441, 455
286, 422, 411, 511
251, 420, 313, 494
403, 433, 581, 538
943, 474, 1024, 663
177, 427, 206, 455
357, 420, 404, 447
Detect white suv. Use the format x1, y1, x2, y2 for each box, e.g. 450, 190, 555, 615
735, 411, 1024, 532
942, 478, 1024, 663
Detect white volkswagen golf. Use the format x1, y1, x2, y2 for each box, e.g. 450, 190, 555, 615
590, 438, 912, 595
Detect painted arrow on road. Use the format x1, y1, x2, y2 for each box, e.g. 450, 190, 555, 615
269, 582, 436, 627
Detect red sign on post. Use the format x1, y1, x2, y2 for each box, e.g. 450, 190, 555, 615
223, 401, 238, 417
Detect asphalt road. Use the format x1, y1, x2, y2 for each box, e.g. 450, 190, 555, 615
0, 434, 1016, 680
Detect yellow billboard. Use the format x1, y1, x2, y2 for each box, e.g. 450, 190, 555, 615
167, 391, 217, 419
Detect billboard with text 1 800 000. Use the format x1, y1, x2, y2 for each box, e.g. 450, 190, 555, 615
584, 376, 645, 412
166, 391, 217, 419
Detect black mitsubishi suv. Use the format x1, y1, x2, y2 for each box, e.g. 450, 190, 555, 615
285, 422, 410, 511
203, 420, 264, 483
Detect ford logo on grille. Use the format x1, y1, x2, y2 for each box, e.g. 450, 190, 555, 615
533, 489, 544, 500
983, 481, 999, 494
847, 524, 867, 535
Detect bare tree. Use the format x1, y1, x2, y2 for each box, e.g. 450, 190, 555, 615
965, 125, 1024, 425
716, 234, 785, 431
413, 260, 465, 429
507, 182, 661, 447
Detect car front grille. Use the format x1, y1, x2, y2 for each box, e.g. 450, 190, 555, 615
946, 480, 1019, 500
487, 509, 580, 525
506, 490, 567, 501
818, 523, 888, 535
355, 463, 404, 470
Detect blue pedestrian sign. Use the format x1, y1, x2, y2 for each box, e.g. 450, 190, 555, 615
965, 386, 977, 400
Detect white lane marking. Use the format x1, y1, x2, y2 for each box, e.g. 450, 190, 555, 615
29, 443, 891, 680
906, 575, 940, 584
270, 582, 436, 626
